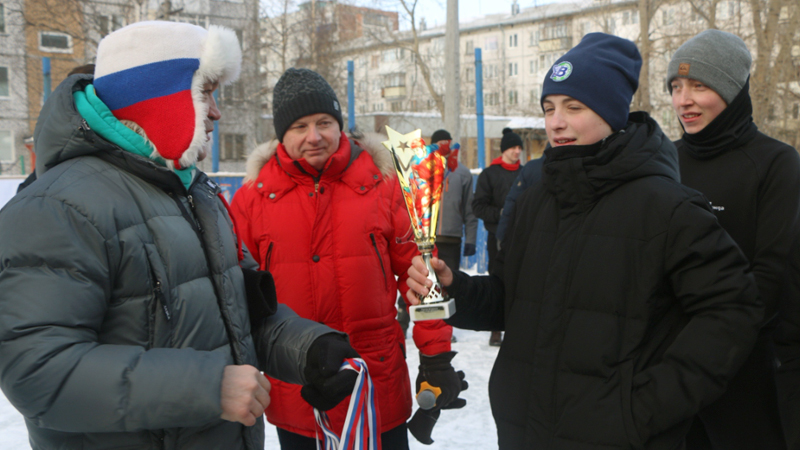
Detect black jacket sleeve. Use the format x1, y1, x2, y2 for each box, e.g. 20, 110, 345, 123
630, 194, 763, 442
472, 169, 501, 228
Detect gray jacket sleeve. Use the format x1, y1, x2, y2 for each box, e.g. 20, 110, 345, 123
254, 304, 342, 385
462, 171, 478, 246
0, 196, 229, 433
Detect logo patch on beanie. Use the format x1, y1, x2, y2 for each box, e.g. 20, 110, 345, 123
334, 100, 340, 111
550, 62, 573, 82
679, 63, 691, 76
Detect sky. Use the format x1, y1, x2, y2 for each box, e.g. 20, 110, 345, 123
368, 0, 567, 29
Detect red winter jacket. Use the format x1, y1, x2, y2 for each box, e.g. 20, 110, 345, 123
231, 132, 452, 438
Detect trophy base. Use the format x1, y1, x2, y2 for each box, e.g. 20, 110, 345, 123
409, 299, 456, 321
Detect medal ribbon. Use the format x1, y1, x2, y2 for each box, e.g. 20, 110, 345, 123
314, 358, 381, 450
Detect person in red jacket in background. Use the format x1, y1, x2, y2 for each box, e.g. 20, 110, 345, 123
231, 68, 467, 449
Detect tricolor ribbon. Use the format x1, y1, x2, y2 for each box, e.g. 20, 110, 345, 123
314, 358, 381, 450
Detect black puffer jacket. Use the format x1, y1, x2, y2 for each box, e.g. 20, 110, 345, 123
446, 112, 762, 449
0, 75, 334, 450
472, 162, 521, 234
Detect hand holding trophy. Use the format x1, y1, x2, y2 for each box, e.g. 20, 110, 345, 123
383, 127, 456, 321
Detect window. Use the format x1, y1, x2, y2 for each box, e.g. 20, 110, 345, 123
0, 4, 5, 34
485, 37, 498, 50
465, 67, 473, 82
632, 10, 639, 24
220, 80, 243, 105
358, 80, 367, 92
390, 101, 402, 112
623, 11, 630, 25
508, 90, 518, 105
39, 31, 72, 53
221, 134, 245, 161
606, 17, 616, 34
529, 60, 537, 74
465, 40, 474, 55
529, 31, 538, 46
662, 8, 674, 26
509, 34, 517, 47
530, 87, 539, 105
0, 130, 13, 161
508, 62, 518, 76
467, 95, 475, 107
98, 14, 125, 37
371, 55, 379, 69
793, 103, 799, 120
358, 57, 366, 68
0, 66, 8, 97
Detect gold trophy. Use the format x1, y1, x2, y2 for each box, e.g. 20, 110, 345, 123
383, 127, 456, 321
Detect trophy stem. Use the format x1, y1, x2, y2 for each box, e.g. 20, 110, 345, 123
421, 252, 442, 305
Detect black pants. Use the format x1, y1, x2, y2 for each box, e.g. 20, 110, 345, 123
277, 423, 409, 450
435, 239, 462, 272
685, 332, 786, 450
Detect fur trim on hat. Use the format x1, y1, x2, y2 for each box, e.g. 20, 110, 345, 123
174, 25, 242, 170
244, 132, 395, 184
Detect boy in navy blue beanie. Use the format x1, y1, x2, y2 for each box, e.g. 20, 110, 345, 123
404, 31, 762, 449
541, 32, 641, 132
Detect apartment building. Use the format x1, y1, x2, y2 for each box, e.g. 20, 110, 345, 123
0, 0, 260, 175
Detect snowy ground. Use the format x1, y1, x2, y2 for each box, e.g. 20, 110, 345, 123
0, 272, 501, 449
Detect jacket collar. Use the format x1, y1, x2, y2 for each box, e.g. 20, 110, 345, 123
543, 112, 679, 211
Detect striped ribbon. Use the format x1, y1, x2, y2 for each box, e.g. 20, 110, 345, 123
314, 358, 381, 450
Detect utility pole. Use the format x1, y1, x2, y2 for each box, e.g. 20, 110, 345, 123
444, 0, 460, 142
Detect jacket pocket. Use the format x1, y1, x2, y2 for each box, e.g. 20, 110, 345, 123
144, 244, 174, 348
369, 233, 389, 292
257, 236, 274, 271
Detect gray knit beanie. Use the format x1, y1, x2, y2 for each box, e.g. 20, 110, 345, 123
272, 68, 343, 142
667, 29, 751, 104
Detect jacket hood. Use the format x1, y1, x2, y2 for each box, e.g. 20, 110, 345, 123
33, 74, 104, 176
543, 112, 679, 208
244, 132, 395, 184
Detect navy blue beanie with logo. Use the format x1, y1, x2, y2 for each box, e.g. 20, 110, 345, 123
540, 33, 642, 131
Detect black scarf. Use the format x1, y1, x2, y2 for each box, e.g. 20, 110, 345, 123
679, 78, 759, 160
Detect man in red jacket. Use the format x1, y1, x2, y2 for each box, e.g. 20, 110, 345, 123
231, 68, 466, 449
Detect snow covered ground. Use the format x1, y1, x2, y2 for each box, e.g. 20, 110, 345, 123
0, 273, 501, 449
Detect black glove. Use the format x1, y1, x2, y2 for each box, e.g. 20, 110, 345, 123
241, 268, 278, 331
462, 243, 476, 257
301, 333, 361, 411
415, 351, 468, 411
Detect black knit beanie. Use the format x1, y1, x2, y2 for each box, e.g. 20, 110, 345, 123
430, 129, 452, 143
540, 33, 641, 131
272, 68, 343, 142
500, 128, 523, 152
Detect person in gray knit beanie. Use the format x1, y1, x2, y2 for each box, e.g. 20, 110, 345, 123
272, 68, 343, 142
668, 28, 800, 450
667, 29, 751, 105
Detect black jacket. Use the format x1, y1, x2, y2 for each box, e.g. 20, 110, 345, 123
446, 113, 762, 449
472, 161, 521, 234
496, 155, 545, 242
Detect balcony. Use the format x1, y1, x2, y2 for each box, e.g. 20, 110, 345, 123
382, 86, 407, 99
538, 37, 573, 52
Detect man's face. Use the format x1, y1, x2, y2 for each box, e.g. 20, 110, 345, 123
543, 94, 613, 148
670, 77, 727, 134
502, 145, 522, 164
282, 113, 341, 170
198, 80, 221, 162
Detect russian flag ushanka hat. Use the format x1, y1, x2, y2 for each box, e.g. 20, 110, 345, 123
93, 21, 241, 169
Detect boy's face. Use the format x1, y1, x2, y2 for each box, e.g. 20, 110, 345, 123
670, 77, 727, 134
542, 95, 613, 148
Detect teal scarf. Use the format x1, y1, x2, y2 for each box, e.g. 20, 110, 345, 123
73, 84, 196, 190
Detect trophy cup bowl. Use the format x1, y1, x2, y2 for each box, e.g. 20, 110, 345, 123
383, 127, 456, 321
